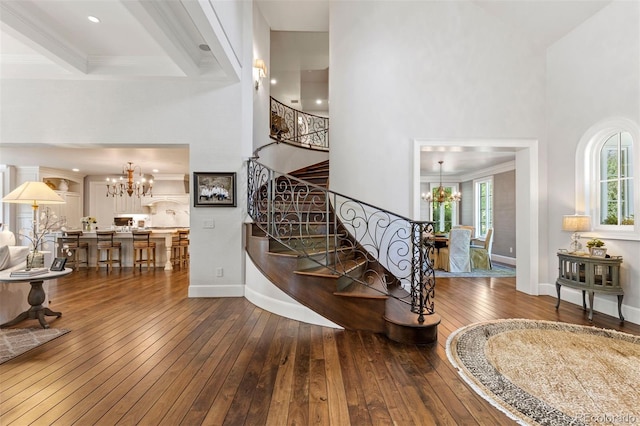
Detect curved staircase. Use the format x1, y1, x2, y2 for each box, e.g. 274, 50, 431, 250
246, 160, 440, 344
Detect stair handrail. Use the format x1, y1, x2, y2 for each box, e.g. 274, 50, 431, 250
269, 97, 329, 151
247, 159, 437, 323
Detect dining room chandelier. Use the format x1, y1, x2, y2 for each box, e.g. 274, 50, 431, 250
106, 162, 153, 198
421, 160, 461, 204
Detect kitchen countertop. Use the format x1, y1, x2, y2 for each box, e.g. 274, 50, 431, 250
56, 228, 188, 236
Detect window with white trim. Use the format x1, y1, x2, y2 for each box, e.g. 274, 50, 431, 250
575, 118, 639, 240
429, 184, 459, 233
598, 132, 634, 226
474, 177, 493, 238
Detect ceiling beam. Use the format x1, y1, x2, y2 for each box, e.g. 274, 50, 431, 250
181, 0, 241, 82
0, 1, 87, 74
120, 0, 201, 78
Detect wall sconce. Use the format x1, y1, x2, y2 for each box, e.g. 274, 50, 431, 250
253, 59, 267, 91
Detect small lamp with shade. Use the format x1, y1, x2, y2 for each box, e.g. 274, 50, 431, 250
561, 214, 591, 253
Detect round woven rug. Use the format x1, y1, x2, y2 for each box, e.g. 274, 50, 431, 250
446, 319, 640, 426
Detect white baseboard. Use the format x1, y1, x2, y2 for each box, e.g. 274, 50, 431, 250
188, 284, 244, 298
492, 254, 516, 266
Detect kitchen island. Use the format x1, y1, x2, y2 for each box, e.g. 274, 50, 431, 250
56, 229, 186, 270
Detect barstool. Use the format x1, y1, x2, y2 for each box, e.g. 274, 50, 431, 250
132, 230, 156, 271
170, 232, 180, 268
178, 229, 189, 267
59, 230, 88, 269
96, 230, 121, 271
170, 230, 189, 268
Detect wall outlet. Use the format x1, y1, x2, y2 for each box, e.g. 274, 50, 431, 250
204, 219, 215, 229
216, 267, 223, 277
509, 247, 513, 253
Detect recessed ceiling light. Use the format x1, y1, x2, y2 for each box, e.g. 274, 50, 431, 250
270, 79, 277, 85
153, 169, 159, 173
72, 168, 80, 172
87, 15, 100, 23
198, 44, 211, 52
316, 99, 322, 105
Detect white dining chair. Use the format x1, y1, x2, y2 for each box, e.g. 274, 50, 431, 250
438, 228, 472, 272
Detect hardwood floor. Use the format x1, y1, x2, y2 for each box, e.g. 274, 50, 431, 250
1, 268, 638, 425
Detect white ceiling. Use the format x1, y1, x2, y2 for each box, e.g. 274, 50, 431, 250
0, 0, 613, 177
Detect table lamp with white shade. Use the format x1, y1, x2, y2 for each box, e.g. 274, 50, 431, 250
561, 214, 591, 253
2, 181, 65, 251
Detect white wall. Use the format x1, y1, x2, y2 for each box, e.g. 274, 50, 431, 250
253, 3, 272, 154
329, 1, 545, 215
545, 0, 640, 322
257, 143, 328, 176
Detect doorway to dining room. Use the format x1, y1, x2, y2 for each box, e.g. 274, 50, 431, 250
413, 139, 539, 296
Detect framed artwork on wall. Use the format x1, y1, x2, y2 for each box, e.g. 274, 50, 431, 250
193, 172, 236, 207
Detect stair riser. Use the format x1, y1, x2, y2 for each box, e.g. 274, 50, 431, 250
296, 250, 357, 270
246, 225, 386, 332
270, 237, 338, 253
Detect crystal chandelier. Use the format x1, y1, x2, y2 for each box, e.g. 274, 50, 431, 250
106, 162, 153, 198
421, 160, 461, 204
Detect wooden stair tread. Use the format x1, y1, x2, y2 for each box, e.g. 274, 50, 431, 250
333, 281, 388, 299
267, 233, 343, 240
294, 258, 367, 277
267, 247, 335, 258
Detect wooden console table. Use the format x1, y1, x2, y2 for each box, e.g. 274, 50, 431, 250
555, 252, 624, 322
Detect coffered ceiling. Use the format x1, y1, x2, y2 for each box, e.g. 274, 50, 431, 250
0, 0, 239, 80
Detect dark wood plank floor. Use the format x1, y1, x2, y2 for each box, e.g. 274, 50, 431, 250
1, 267, 638, 425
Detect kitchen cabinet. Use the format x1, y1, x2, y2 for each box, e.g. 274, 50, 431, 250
39, 168, 84, 229
90, 182, 116, 228
49, 191, 82, 229
114, 193, 144, 214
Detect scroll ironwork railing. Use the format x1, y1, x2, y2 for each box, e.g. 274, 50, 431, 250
247, 159, 436, 323
270, 97, 329, 151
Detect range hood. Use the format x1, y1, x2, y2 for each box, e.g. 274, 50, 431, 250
141, 174, 190, 207
150, 174, 189, 195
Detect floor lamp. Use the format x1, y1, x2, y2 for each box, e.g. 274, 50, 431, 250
561, 214, 591, 253
2, 181, 66, 250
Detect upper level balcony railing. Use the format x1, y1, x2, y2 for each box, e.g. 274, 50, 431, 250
270, 97, 329, 151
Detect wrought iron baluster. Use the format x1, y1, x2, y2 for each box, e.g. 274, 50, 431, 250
267, 169, 273, 236
410, 221, 435, 322
269, 97, 329, 150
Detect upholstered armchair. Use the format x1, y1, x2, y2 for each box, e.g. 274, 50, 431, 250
470, 228, 494, 270
0, 229, 30, 272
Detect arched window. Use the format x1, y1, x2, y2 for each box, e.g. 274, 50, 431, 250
576, 118, 639, 240
598, 132, 634, 227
